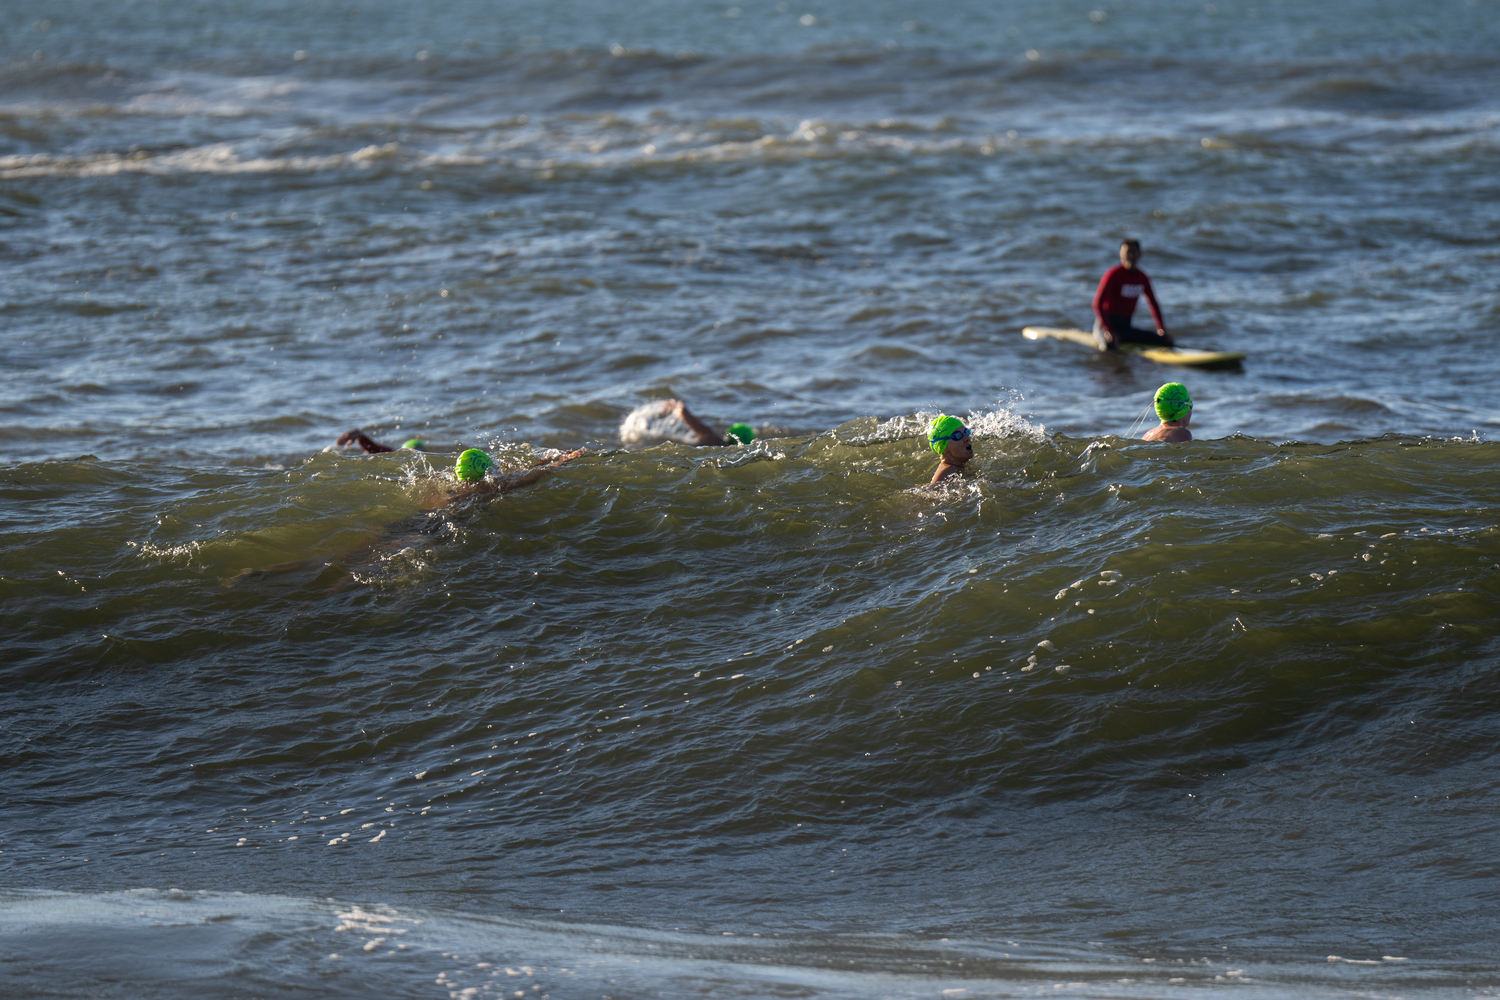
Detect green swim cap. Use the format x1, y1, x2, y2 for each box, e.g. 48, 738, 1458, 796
1154, 383, 1193, 422
927, 414, 965, 454
454, 448, 493, 482
725, 422, 756, 445
401, 439, 426, 451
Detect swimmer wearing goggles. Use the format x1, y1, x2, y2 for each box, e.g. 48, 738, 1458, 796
926, 414, 975, 484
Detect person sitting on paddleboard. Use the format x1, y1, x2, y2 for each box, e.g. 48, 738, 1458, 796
926, 414, 975, 484
1142, 383, 1193, 442
1092, 239, 1175, 351
666, 399, 757, 447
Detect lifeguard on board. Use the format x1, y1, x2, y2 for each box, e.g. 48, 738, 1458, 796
1092, 238, 1175, 351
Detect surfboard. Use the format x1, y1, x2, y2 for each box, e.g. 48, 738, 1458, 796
1022, 327, 1246, 369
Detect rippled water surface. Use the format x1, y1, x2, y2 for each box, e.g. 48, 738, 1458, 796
3, 1, 1500, 997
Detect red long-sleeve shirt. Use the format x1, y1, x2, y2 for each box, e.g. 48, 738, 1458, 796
1092, 265, 1165, 329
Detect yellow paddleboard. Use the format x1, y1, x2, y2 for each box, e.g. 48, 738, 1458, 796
1022, 327, 1245, 369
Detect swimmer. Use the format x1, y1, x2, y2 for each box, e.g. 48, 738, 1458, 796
1092, 238, 1174, 350
335, 429, 426, 454
421, 446, 586, 509
926, 414, 974, 484
663, 399, 756, 447
224, 445, 585, 589
1142, 383, 1193, 442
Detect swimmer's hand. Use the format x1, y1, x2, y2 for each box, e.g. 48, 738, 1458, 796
336, 429, 393, 454
1157, 327, 1175, 347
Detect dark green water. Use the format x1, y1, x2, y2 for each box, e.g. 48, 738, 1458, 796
6, 431, 1499, 996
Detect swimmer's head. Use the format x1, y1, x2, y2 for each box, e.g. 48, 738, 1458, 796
928, 414, 973, 461
401, 439, 426, 451
1154, 383, 1193, 422
454, 448, 493, 482
725, 423, 756, 446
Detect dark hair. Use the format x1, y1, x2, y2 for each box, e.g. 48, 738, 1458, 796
1121, 238, 1141, 251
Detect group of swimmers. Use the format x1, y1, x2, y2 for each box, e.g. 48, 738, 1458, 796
925, 381, 1193, 482
336, 238, 1197, 492
336, 379, 1194, 495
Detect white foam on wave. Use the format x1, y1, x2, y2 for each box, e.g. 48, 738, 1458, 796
0, 117, 1009, 180
126, 538, 204, 565
964, 404, 1047, 444
0, 887, 1328, 999
920, 402, 1047, 444
848, 400, 1046, 451
0, 142, 386, 179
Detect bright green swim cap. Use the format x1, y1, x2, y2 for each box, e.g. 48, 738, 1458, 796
401, 439, 426, 451
928, 414, 965, 454
454, 448, 493, 482
1154, 383, 1193, 422
725, 423, 756, 445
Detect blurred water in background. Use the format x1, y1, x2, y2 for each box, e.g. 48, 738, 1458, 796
3, 1, 1500, 997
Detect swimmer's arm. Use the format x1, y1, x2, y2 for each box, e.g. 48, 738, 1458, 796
336, 429, 395, 454
506, 448, 586, 489
418, 450, 585, 511
1091, 270, 1112, 332
669, 400, 726, 446
1139, 271, 1169, 338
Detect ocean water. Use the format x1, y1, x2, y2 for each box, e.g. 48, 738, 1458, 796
3, 1, 1500, 997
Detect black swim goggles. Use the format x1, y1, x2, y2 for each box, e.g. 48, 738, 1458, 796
931, 426, 972, 444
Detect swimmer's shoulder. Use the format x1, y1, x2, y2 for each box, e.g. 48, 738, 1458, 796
929, 462, 965, 485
